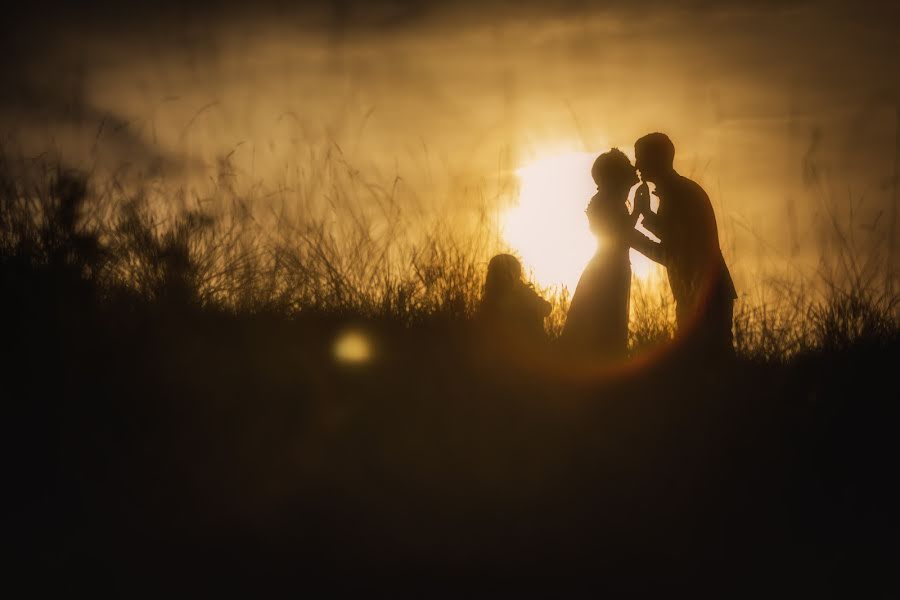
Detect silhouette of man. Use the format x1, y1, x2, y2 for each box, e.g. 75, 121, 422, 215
629, 133, 738, 359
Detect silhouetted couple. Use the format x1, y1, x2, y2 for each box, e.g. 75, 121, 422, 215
479, 132, 737, 364
563, 132, 737, 362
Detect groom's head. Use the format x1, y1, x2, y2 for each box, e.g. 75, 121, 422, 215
635, 132, 675, 183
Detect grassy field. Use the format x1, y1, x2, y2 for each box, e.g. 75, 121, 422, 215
2, 155, 898, 595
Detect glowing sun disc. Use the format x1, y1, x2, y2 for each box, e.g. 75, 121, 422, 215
501, 151, 655, 292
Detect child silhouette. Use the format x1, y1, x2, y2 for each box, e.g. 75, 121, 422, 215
476, 253, 551, 343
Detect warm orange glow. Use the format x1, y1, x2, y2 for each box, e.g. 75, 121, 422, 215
501, 150, 657, 292
333, 329, 372, 364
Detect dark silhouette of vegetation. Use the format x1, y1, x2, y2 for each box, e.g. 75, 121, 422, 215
1, 154, 898, 596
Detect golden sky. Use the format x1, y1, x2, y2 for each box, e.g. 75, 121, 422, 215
2, 0, 898, 292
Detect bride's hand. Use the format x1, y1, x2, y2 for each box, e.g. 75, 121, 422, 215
633, 183, 651, 215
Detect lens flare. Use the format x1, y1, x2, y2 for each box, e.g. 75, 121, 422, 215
333, 329, 372, 364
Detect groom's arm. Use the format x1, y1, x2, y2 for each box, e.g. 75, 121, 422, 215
639, 210, 663, 238
630, 230, 668, 266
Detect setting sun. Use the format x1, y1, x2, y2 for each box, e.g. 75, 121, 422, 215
501, 150, 657, 292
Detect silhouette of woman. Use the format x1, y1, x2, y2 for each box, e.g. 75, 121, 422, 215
560, 148, 641, 360
476, 253, 551, 344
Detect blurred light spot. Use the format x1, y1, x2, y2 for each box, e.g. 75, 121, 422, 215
333, 329, 372, 364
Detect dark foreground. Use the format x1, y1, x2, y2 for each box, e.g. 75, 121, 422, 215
2, 312, 900, 598
3, 287, 898, 598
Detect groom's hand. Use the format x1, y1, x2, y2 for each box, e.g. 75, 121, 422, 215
634, 183, 651, 215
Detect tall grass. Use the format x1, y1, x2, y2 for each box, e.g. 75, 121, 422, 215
1, 145, 897, 358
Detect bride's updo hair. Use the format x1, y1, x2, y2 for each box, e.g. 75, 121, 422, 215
591, 148, 638, 190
